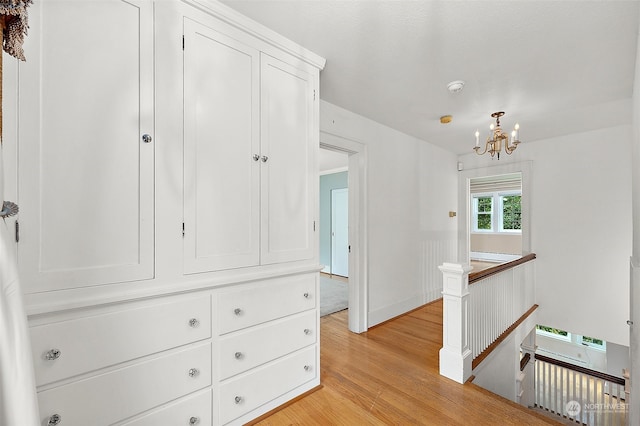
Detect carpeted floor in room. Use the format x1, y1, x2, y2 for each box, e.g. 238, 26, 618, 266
320, 274, 348, 317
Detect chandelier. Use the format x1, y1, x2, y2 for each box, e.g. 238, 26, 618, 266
473, 111, 520, 160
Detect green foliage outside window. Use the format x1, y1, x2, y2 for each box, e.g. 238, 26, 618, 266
476, 197, 492, 230
502, 195, 522, 230
582, 335, 604, 346
536, 325, 568, 337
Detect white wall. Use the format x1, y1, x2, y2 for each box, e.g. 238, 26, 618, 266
459, 125, 632, 347
320, 101, 457, 326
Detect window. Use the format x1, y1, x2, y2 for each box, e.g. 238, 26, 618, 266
580, 335, 606, 350
472, 191, 521, 233
536, 324, 571, 342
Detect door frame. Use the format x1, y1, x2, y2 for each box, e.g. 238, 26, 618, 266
320, 131, 368, 333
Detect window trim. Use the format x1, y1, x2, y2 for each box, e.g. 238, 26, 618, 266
471, 191, 522, 234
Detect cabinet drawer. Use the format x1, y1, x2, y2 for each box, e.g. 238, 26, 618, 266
219, 345, 316, 425
119, 388, 212, 426
219, 310, 316, 380
38, 343, 212, 426
217, 274, 315, 334
31, 295, 211, 386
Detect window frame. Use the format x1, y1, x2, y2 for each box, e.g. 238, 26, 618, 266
471, 190, 522, 234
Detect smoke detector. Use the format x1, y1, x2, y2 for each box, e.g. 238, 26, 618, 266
447, 80, 465, 93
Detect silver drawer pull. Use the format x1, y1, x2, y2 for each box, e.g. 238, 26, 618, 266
303, 292, 310, 299
252, 154, 260, 162
304, 328, 312, 335
234, 351, 243, 360
304, 365, 312, 372
261, 155, 269, 163
48, 414, 62, 426
188, 318, 200, 328
188, 368, 199, 378
235, 396, 243, 404
189, 417, 200, 425
141, 134, 152, 144
234, 308, 242, 316
44, 349, 61, 361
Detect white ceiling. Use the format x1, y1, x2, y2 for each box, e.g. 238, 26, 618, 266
221, 0, 640, 154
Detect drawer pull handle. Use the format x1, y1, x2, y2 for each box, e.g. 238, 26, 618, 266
234, 351, 243, 360
44, 349, 61, 361
188, 368, 199, 378
189, 417, 200, 425
304, 365, 312, 372
303, 292, 310, 299
48, 414, 62, 425
261, 155, 269, 163
234, 308, 242, 316
235, 396, 243, 404
304, 328, 312, 335
188, 318, 200, 328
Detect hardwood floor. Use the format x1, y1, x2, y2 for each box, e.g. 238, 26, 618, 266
254, 300, 561, 425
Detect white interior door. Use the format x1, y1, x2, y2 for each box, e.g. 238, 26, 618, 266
18, 0, 154, 292
331, 188, 348, 277
183, 18, 260, 274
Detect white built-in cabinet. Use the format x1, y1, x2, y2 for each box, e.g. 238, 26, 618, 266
17, 0, 155, 293
183, 19, 316, 274
9, 0, 325, 424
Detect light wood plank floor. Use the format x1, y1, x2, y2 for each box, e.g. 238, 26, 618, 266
254, 300, 561, 425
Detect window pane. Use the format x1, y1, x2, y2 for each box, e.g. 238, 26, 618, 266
477, 213, 491, 230
477, 197, 492, 213
502, 195, 521, 230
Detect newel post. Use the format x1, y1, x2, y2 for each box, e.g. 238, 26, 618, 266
439, 262, 473, 383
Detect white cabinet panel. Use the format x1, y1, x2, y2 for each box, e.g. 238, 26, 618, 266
18, 0, 154, 292
219, 309, 316, 380
119, 388, 212, 426
219, 345, 317, 425
183, 18, 260, 274
31, 295, 211, 386
260, 54, 316, 265
217, 274, 316, 334
38, 343, 211, 426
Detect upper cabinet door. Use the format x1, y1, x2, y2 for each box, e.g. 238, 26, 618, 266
183, 18, 261, 274
260, 54, 316, 265
18, 0, 154, 292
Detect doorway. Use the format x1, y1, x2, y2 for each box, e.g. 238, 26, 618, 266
319, 131, 368, 333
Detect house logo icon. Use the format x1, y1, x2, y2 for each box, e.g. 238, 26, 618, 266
566, 400, 581, 417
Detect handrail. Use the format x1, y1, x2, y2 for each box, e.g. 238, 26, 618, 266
520, 352, 531, 372
469, 253, 536, 284
534, 353, 625, 385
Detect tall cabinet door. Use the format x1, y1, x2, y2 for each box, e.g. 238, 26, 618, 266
260, 54, 316, 265
18, 0, 154, 292
183, 19, 260, 274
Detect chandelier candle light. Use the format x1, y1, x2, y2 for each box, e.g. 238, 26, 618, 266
473, 111, 520, 160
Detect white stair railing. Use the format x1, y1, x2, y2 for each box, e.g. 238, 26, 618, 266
439, 254, 537, 383
535, 354, 628, 425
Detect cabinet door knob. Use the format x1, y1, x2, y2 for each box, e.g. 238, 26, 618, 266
261, 155, 268, 163
48, 414, 62, 426
234, 308, 242, 316
234, 396, 243, 404
304, 328, 312, 335
235, 351, 243, 359
303, 292, 310, 299
141, 134, 152, 143
189, 417, 200, 425
44, 349, 61, 361
304, 365, 312, 372
188, 368, 199, 378
252, 154, 260, 162
188, 318, 200, 328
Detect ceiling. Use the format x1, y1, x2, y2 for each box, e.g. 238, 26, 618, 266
221, 0, 640, 154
